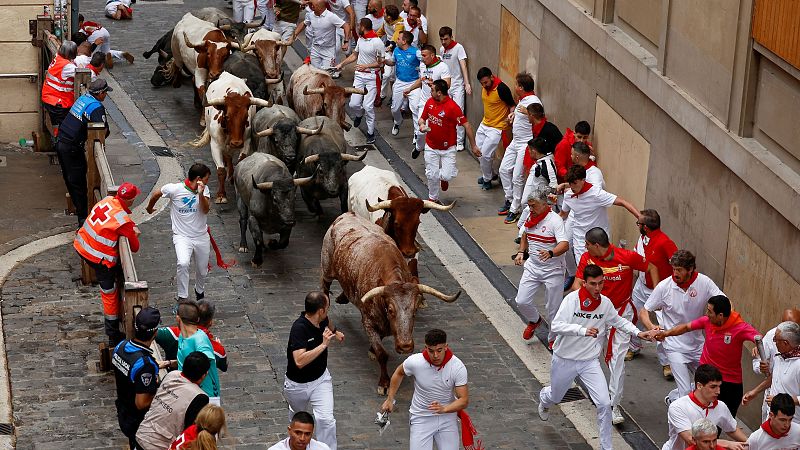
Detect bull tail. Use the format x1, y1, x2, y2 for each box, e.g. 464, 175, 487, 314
188, 128, 211, 148
163, 59, 178, 82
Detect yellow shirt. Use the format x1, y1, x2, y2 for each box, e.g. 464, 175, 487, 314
481, 80, 511, 130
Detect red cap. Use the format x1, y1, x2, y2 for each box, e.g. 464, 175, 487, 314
116, 182, 140, 200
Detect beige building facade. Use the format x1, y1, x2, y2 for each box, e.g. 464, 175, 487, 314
421, 0, 800, 428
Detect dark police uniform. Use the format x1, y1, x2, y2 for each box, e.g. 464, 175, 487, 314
112, 339, 159, 448
56, 92, 108, 226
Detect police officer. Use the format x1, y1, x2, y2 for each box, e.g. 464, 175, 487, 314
56, 78, 111, 226
111, 306, 164, 449
73, 182, 141, 345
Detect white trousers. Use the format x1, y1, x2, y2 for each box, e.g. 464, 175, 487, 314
629, 279, 669, 365
475, 124, 502, 181
409, 414, 459, 450
284, 369, 337, 450
310, 45, 337, 70
391, 79, 416, 126
274, 21, 297, 42
347, 71, 379, 133
424, 146, 458, 201
173, 233, 210, 299
413, 93, 430, 150
449, 86, 466, 147
540, 355, 613, 450
515, 264, 564, 342
606, 302, 635, 407
382, 65, 395, 99
501, 139, 527, 211
233, 0, 256, 23
666, 351, 700, 403
256, 0, 276, 30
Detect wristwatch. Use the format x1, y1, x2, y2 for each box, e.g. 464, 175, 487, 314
547, 250, 554, 257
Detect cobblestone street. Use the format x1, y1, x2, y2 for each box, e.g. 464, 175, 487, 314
0, 0, 593, 448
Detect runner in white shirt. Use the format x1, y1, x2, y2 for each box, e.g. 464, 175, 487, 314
513, 186, 568, 343
641, 250, 725, 404
747, 393, 800, 450
538, 264, 655, 450
145, 163, 212, 302
559, 164, 641, 262
402, 5, 427, 47
268, 411, 332, 450
335, 17, 384, 143
438, 28, 472, 151
325, 0, 354, 72
663, 365, 747, 450
751, 310, 800, 421
402, 44, 450, 157
382, 329, 470, 450
363, 0, 384, 38
744, 321, 800, 425
291, 0, 350, 71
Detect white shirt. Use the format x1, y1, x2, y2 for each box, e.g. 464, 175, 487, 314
402, 352, 467, 419
747, 423, 800, 450
529, 154, 558, 190
354, 36, 385, 72
400, 10, 427, 31
418, 58, 450, 102
510, 94, 541, 143
523, 210, 567, 276
663, 394, 738, 450
586, 165, 605, 190
161, 182, 210, 238
439, 43, 467, 88
268, 437, 331, 450
364, 14, 385, 39
561, 184, 617, 243
551, 290, 640, 361
305, 9, 345, 49
325, 0, 351, 22
753, 327, 778, 375
644, 274, 724, 355
770, 355, 800, 424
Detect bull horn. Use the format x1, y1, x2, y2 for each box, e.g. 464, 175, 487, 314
277, 40, 291, 46
256, 127, 274, 137
243, 43, 256, 52
303, 154, 320, 165
366, 199, 392, 212
293, 173, 315, 186
344, 87, 368, 95
296, 122, 323, 135
340, 151, 367, 162
228, 41, 241, 49
183, 32, 204, 49
158, 49, 169, 58
202, 96, 226, 107
218, 24, 232, 31
250, 97, 272, 108
421, 199, 456, 211
265, 71, 284, 84
303, 86, 325, 95
247, 16, 267, 28
252, 175, 273, 190
417, 284, 461, 303
360, 286, 387, 304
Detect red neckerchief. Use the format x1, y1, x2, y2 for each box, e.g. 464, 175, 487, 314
373, 7, 384, 18
688, 391, 718, 417
208, 227, 235, 270
484, 75, 501, 93
762, 419, 791, 439
674, 271, 699, 290
578, 286, 601, 312
426, 57, 442, 68
518, 91, 536, 99
443, 40, 458, 51
87, 64, 101, 75
362, 30, 378, 39
585, 160, 596, 169
710, 311, 745, 335
423, 347, 453, 370
184, 178, 198, 193
532, 117, 547, 137
780, 346, 800, 359
570, 181, 593, 198
524, 209, 549, 229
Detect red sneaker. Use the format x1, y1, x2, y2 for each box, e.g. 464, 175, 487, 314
440, 180, 449, 191
522, 318, 542, 340
548, 340, 555, 350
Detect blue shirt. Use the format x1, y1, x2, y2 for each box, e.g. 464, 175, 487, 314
177, 329, 220, 398
393, 45, 421, 83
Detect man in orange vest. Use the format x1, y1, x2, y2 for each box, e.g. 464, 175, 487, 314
41, 40, 79, 139
74, 182, 142, 345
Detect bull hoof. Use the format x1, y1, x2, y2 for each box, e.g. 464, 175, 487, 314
368, 349, 376, 361
199, 118, 206, 128
376, 386, 388, 396
215, 196, 228, 204
238, 246, 248, 253
251, 260, 262, 268
417, 298, 429, 309
335, 293, 349, 304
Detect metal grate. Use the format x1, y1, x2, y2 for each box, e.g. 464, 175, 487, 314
352, 144, 375, 152
561, 387, 586, 403
0, 423, 14, 435
149, 146, 175, 157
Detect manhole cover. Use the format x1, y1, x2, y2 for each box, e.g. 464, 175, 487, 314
149, 146, 175, 157
0, 423, 14, 435
352, 144, 375, 152
561, 387, 586, 403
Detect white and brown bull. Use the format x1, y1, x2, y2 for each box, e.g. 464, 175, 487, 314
190, 72, 271, 203
242, 28, 289, 104
287, 64, 365, 131
321, 213, 460, 394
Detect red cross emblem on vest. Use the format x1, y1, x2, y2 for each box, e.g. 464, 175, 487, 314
90, 204, 112, 225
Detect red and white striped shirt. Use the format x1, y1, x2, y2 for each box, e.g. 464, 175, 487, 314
523, 211, 567, 275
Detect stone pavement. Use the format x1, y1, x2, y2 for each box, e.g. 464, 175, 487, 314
0, 0, 594, 448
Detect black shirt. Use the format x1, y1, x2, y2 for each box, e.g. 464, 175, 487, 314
534, 121, 564, 157
286, 313, 329, 383
112, 340, 159, 435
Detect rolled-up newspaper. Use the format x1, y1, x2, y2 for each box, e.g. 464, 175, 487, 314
755, 335, 767, 362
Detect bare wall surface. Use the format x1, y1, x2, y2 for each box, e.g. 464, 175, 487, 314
615, 0, 663, 49
753, 58, 800, 167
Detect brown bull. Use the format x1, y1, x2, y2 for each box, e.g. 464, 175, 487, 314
183, 30, 237, 84
287, 64, 365, 131
320, 213, 460, 394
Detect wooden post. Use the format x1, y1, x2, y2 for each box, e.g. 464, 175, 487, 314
119, 238, 149, 340
79, 125, 108, 285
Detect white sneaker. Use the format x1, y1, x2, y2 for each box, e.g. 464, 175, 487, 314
538, 401, 549, 421
412, 134, 418, 145
456, 143, 465, 152
391, 124, 400, 136
611, 406, 624, 425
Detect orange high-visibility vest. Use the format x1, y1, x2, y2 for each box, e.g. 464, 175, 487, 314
41, 55, 76, 108
74, 196, 131, 268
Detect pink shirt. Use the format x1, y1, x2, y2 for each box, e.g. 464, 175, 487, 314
690, 313, 759, 383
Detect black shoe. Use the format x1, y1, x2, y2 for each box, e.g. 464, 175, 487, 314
412, 148, 421, 159
195, 289, 204, 300
514, 237, 521, 245
491, 174, 499, 182
497, 200, 511, 215
366, 133, 375, 144
353, 116, 363, 128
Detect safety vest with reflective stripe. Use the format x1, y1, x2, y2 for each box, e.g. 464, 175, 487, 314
41, 55, 76, 108
74, 196, 131, 268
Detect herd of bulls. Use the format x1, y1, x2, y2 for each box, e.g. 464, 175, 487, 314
143, 8, 462, 392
